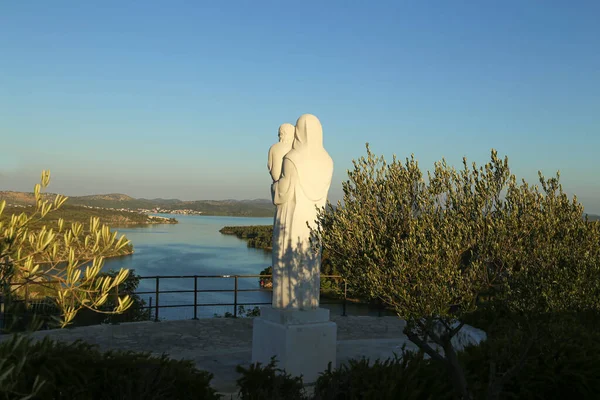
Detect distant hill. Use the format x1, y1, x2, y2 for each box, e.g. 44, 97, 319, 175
143, 198, 182, 204
0, 191, 275, 218
168, 199, 274, 217
587, 214, 600, 221
0, 204, 177, 228
0, 191, 50, 205
76, 193, 135, 201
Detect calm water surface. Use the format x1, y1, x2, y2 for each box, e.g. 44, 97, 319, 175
103, 214, 384, 319
104, 215, 273, 319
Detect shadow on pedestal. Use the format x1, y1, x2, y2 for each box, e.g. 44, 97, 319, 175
251, 306, 337, 383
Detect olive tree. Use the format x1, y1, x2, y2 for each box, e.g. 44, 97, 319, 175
0, 171, 133, 328
311, 145, 600, 399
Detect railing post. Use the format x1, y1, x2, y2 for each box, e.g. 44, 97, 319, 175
112, 284, 120, 324
0, 294, 4, 330
148, 297, 153, 321
343, 279, 347, 317
154, 277, 160, 322
193, 275, 198, 320
233, 275, 238, 318
24, 282, 30, 309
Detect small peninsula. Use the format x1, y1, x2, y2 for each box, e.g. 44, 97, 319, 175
219, 225, 273, 251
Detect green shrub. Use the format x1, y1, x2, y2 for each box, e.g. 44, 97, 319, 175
236, 357, 306, 400
213, 306, 261, 318
312, 316, 600, 400
0, 335, 46, 399
313, 146, 600, 399
313, 350, 451, 400
1, 269, 150, 333
0, 335, 220, 400
73, 269, 151, 326
460, 311, 600, 399
1, 297, 59, 333
259, 266, 272, 288
219, 225, 273, 251
230, 317, 600, 399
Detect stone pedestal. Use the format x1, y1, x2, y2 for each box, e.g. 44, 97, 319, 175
251, 306, 337, 383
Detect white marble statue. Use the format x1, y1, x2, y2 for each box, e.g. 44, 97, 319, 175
268, 123, 295, 182
271, 114, 334, 310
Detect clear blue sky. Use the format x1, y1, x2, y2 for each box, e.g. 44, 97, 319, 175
1, 1, 599, 212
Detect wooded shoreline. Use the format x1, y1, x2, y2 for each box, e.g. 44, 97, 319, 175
219, 225, 273, 251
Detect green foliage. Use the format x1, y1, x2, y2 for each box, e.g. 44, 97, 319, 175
1, 171, 133, 328
315, 144, 600, 319
460, 310, 600, 399
220, 225, 273, 251
1, 269, 149, 333
0, 335, 45, 399
236, 357, 306, 400
240, 305, 261, 317
314, 350, 451, 400
312, 145, 600, 399
213, 305, 261, 318
69, 269, 151, 326
259, 266, 273, 288
1, 298, 57, 333
256, 264, 343, 300
173, 199, 274, 217
319, 250, 343, 293
0, 334, 220, 400
313, 318, 600, 400
102, 269, 150, 322
220, 226, 344, 299
233, 322, 600, 400
503, 313, 600, 399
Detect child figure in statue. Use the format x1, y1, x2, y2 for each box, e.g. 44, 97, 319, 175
268, 123, 295, 201
268, 123, 295, 182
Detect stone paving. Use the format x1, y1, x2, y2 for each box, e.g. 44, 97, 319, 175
1, 315, 408, 354
1, 316, 416, 395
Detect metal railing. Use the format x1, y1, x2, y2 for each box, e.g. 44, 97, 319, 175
137, 274, 348, 321
1, 274, 348, 328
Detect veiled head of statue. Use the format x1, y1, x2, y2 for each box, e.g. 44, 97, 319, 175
278, 123, 295, 142
293, 114, 323, 151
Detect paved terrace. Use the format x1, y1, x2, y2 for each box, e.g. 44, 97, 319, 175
1, 316, 426, 395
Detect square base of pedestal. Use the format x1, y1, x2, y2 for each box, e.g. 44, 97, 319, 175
251, 307, 337, 383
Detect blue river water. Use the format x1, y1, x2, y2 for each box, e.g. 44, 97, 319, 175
103, 214, 274, 319
103, 214, 382, 320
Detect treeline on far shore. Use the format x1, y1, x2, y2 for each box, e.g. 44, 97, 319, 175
219, 225, 351, 303
219, 225, 273, 251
